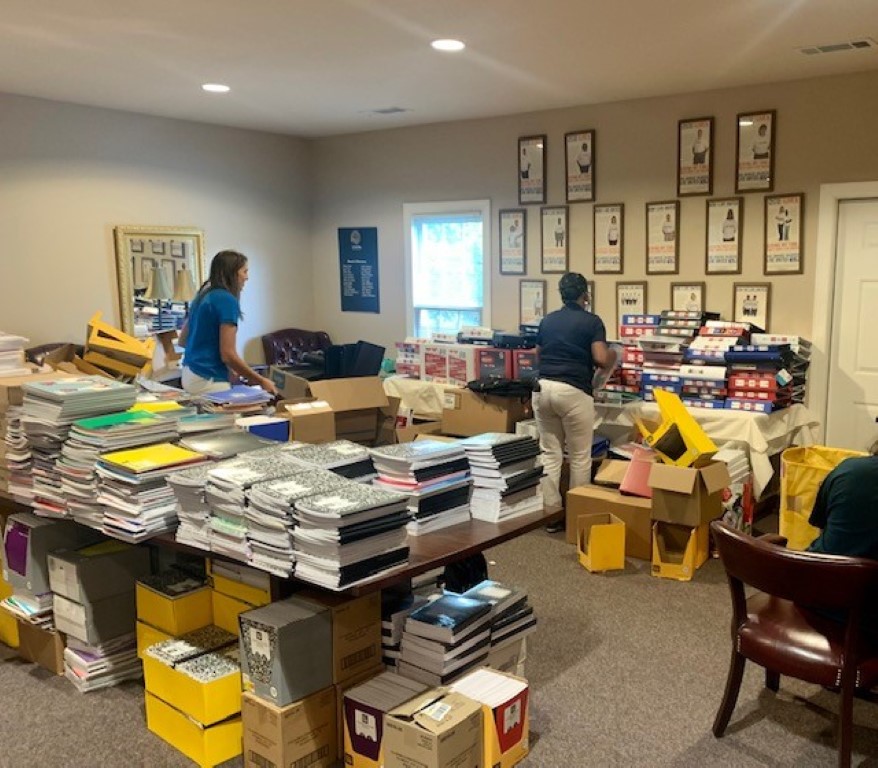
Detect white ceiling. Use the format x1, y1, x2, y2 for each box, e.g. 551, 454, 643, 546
1, 1, 877, 137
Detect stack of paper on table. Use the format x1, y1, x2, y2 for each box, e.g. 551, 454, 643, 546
461, 433, 543, 522
199, 385, 272, 416
59, 410, 180, 530
179, 427, 274, 459
64, 632, 142, 692
204, 446, 307, 563
246, 468, 349, 577
21, 376, 138, 518
0, 333, 30, 378
287, 440, 377, 482
292, 483, 410, 590
460, 579, 537, 649
381, 591, 430, 668
4, 403, 33, 502
397, 593, 493, 686
95, 442, 209, 542
168, 464, 216, 550
371, 440, 472, 536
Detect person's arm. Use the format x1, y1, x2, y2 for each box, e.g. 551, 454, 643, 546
177, 319, 189, 348
591, 340, 618, 371
219, 324, 279, 395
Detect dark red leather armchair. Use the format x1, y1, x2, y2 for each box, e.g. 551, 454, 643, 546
261, 328, 332, 367
711, 521, 878, 768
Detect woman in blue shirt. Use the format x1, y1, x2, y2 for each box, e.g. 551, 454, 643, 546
179, 250, 278, 396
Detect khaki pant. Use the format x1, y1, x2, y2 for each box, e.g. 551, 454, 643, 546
182, 366, 231, 395
532, 379, 595, 510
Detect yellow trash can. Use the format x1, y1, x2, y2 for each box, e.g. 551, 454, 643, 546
779, 446, 866, 551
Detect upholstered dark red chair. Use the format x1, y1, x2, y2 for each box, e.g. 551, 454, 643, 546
710, 521, 878, 767
261, 328, 332, 367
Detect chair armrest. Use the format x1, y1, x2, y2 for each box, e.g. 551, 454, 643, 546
757, 533, 788, 547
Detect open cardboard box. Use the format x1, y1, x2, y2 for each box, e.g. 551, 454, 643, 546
441, 387, 529, 437
566, 485, 652, 559
648, 461, 731, 527
280, 399, 336, 444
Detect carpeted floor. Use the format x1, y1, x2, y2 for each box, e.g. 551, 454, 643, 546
2, 530, 878, 767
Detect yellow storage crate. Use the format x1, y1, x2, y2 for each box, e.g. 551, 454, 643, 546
780, 445, 866, 551
210, 590, 253, 636
136, 620, 171, 660
145, 692, 242, 768
577, 513, 626, 572
207, 559, 271, 607
136, 579, 213, 636
0, 567, 19, 649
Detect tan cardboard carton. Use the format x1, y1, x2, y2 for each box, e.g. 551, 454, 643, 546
565, 485, 652, 559
648, 460, 731, 527
441, 388, 528, 437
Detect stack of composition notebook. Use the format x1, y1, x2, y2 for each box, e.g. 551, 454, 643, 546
371, 440, 473, 536
461, 433, 544, 522
21, 376, 138, 518
168, 464, 216, 550
246, 468, 350, 576
292, 482, 410, 589
95, 442, 209, 542
286, 439, 377, 482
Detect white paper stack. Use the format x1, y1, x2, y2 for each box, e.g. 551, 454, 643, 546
4, 404, 33, 502
0, 333, 30, 378
461, 433, 543, 522
64, 633, 142, 692
381, 591, 430, 668
168, 464, 216, 550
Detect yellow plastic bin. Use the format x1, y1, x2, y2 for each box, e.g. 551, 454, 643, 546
779, 446, 865, 551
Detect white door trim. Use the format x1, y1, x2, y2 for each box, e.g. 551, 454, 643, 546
811, 181, 878, 442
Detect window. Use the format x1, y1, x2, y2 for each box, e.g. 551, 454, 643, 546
404, 200, 491, 338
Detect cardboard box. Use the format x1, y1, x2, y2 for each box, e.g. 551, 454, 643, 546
565, 485, 652, 559
239, 596, 333, 707
136, 619, 171, 659
651, 521, 710, 581
446, 346, 512, 386
0, 371, 73, 408
281, 399, 336, 444
145, 692, 242, 768
16, 621, 65, 675
53, 591, 136, 645
577, 513, 626, 572
143, 645, 242, 725
593, 459, 630, 488
211, 590, 254, 636
637, 389, 717, 467
48, 540, 150, 604
136, 578, 213, 636
269, 366, 313, 401
296, 590, 382, 685
512, 349, 539, 381
383, 690, 483, 768
441, 388, 528, 437
648, 461, 731, 527
333, 665, 384, 757
242, 688, 337, 768
393, 420, 443, 444
208, 559, 272, 607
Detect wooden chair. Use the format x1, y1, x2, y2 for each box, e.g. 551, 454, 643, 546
710, 520, 878, 767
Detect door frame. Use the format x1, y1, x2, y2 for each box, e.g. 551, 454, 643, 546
811, 181, 878, 442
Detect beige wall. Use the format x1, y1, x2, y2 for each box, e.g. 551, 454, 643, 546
311, 69, 878, 354
0, 93, 313, 362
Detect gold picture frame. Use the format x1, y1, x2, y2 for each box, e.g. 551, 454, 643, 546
113, 225, 206, 337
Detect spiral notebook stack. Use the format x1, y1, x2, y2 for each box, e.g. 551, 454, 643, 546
286, 440, 376, 482
292, 482, 410, 590
461, 433, 543, 522
58, 410, 179, 530
204, 446, 307, 562
371, 440, 472, 536
21, 376, 139, 518
245, 468, 349, 576
95, 442, 209, 542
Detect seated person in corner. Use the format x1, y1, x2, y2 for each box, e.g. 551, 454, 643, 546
806, 441, 878, 559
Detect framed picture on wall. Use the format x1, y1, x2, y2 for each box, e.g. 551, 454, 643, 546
593, 203, 624, 274
735, 110, 776, 193
677, 116, 713, 196
764, 192, 804, 275
541, 205, 569, 273
565, 129, 595, 203
671, 282, 706, 312
520, 279, 547, 326
646, 200, 679, 274
616, 281, 648, 333
706, 197, 743, 274
733, 282, 771, 330
518, 135, 546, 205
499, 208, 527, 274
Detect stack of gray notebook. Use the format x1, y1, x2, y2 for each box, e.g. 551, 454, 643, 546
204, 445, 307, 562
371, 440, 473, 536
461, 433, 544, 522
58, 411, 179, 530
168, 463, 216, 550
179, 427, 274, 460
292, 482, 410, 590
286, 440, 376, 482
21, 376, 138, 519
459, 578, 537, 651
245, 469, 350, 576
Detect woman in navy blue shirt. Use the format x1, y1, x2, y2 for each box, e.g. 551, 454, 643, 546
179, 250, 278, 396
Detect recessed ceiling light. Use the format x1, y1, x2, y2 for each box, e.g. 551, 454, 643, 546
431, 39, 465, 52
202, 83, 230, 94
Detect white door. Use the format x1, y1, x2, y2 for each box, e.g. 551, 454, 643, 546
826, 198, 878, 449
